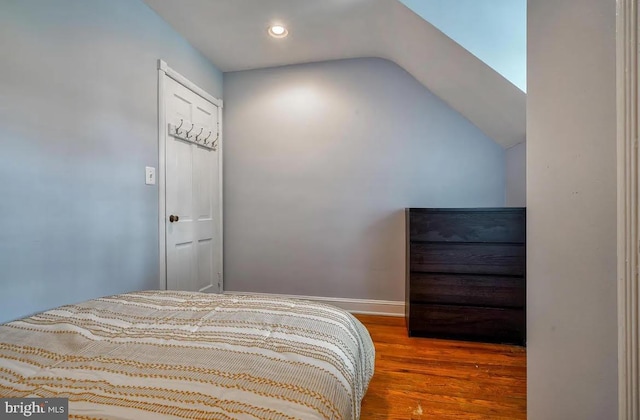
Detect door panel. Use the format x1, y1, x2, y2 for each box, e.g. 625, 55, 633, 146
168, 243, 194, 291
171, 140, 193, 220
197, 239, 214, 291
165, 75, 220, 293
194, 148, 213, 219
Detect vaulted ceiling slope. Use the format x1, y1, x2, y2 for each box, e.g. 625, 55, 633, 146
144, 0, 525, 148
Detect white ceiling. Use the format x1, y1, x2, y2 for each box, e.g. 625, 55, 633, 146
144, 0, 525, 148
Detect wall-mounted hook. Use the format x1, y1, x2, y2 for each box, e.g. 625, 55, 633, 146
211, 132, 220, 149
202, 131, 212, 145
195, 127, 204, 141
186, 123, 195, 138
175, 119, 184, 135
211, 121, 220, 149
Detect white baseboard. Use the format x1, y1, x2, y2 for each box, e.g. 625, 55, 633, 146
223, 290, 405, 317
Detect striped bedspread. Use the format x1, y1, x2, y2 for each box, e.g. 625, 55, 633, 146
0, 291, 375, 419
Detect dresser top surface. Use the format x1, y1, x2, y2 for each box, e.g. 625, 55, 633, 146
406, 207, 525, 213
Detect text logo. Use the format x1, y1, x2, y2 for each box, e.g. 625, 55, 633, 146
0, 399, 67, 419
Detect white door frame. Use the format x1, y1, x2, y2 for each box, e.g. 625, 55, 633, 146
616, 0, 639, 418
157, 59, 224, 292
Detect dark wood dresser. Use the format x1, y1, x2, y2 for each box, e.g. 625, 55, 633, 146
405, 208, 526, 345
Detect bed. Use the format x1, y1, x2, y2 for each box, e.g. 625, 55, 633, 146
0, 291, 375, 419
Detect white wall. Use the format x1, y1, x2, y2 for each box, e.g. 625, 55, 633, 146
0, 0, 223, 323
223, 58, 506, 301
506, 142, 526, 206
527, 0, 618, 418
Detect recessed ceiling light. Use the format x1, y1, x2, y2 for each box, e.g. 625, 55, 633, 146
268, 25, 288, 38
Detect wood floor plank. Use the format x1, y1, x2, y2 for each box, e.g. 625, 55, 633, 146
356, 314, 526, 419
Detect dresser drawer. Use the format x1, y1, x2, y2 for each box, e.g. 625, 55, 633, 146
410, 273, 525, 308
408, 304, 525, 345
408, 209, 525, 243
410, 243, 525, 276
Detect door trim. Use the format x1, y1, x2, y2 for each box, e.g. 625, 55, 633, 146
616, 0, 639, 418
159, 60, 223, 108
157, 59, 224, 292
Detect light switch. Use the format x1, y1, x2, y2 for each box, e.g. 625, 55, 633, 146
145, 166, 156, 185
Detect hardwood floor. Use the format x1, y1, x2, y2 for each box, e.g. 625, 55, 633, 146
355, 314, 526, 419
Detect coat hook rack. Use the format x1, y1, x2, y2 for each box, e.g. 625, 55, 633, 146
168, 122, 218, 151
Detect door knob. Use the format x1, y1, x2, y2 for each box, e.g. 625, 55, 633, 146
169, 215, 179, 223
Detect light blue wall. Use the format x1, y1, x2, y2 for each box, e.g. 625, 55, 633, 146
506, 142, 526, 206
399, 0, 526, 91
223, 58, 506, 301
0, 0, 223, 323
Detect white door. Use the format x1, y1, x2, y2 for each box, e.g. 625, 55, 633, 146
164, 75, 222, 293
